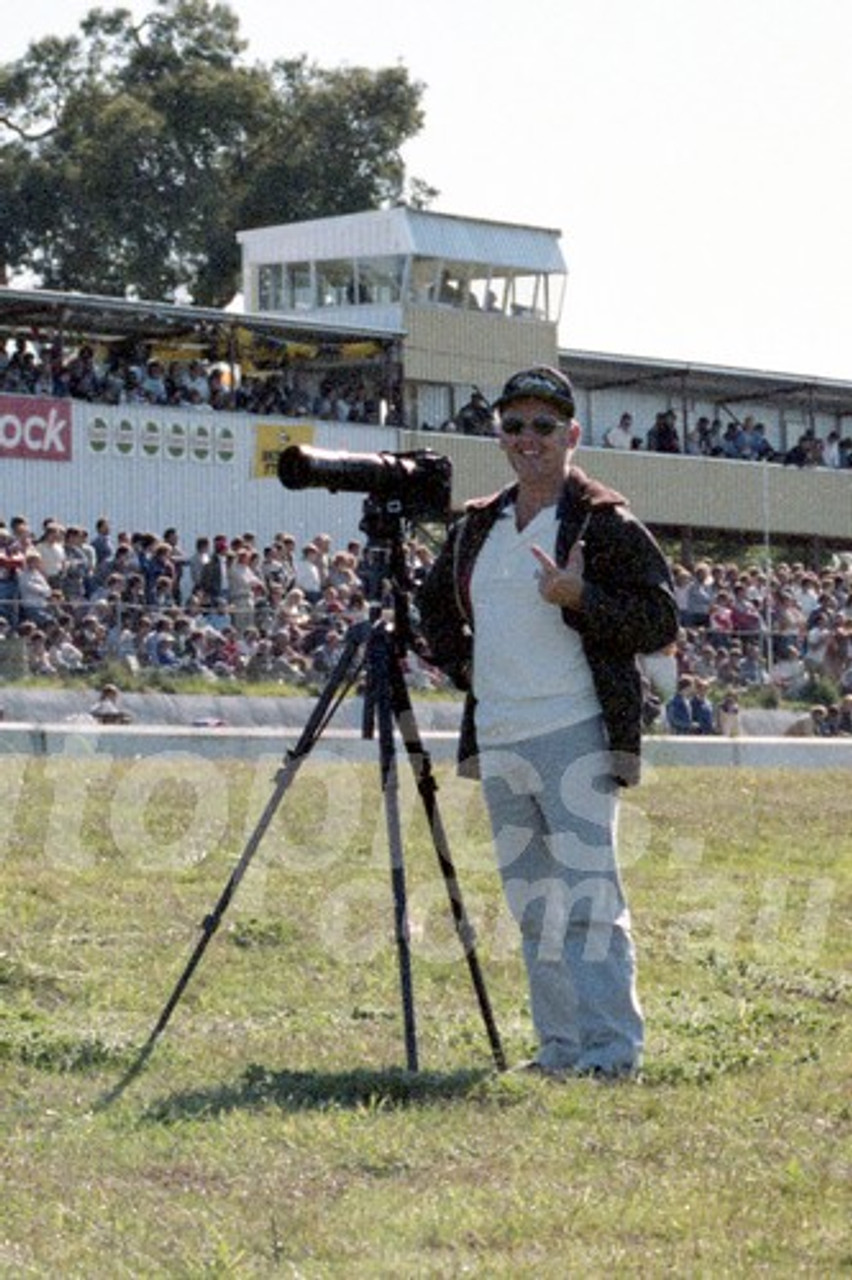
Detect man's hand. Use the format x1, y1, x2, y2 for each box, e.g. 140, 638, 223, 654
531, 541, 585, 610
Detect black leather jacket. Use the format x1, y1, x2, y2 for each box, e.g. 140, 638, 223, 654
416, 466, 678, 786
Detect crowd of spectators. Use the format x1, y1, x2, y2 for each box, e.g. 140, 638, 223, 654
603, 409, 852, 469
0, 513, 440, 692
2, 508, 852, 731
658, 556, 852, 734
0, 335, 399, 425
3, 333, 852, 459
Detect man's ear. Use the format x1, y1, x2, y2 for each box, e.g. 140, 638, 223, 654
567, 419, 582, 448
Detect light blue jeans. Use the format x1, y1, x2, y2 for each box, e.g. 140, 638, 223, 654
480, 716, 644, 1074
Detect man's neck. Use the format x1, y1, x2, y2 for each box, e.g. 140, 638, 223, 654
513, 469, 569, 522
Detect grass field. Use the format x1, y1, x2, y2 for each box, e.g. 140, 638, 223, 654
1, 753, 850, 1277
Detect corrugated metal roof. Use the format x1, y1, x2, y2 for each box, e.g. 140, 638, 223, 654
560, 347, 852, 416
0, 286, 402, 344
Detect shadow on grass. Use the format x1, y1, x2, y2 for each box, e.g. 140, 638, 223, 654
143, 1063, 494, 1123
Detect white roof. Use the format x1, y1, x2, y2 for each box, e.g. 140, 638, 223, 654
237, 207, 566, 273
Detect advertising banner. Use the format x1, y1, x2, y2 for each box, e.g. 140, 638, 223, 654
0, 394, 73, 461
253, 422, 316, 479
80, 404, 239, 465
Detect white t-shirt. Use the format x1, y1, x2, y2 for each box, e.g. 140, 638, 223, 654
470, 504, 601, 745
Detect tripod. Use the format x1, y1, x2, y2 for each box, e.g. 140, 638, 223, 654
103, 495, 505, 1103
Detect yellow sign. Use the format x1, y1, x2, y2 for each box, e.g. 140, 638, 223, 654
253, 421, 316, 479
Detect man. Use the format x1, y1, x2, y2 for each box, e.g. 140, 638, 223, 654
417, 366, 678, 1079
603, 411, 634, 450
91, 517, 114, 572
199, 534, 231, 608
163, 526, 187, 603
666, 675, 697, 735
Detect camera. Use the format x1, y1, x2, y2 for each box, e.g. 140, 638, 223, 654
278, 445, 452, 522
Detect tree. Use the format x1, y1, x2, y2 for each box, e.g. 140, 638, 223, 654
0, 0, 435, 305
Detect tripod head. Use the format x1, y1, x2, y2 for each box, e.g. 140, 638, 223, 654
356, 492, 421, 657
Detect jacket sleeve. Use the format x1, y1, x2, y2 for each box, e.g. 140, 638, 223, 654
413, 519, 473, 691
564, 506, 679, 658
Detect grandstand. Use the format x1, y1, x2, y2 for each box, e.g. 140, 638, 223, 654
2, 206, 851, 554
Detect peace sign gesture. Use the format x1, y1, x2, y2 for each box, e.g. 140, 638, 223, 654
530, 539, 585, 610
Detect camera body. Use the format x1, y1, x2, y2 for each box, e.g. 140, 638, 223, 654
278, 445, 452, 523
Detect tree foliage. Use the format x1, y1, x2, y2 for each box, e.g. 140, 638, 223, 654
0, 0, 434, 305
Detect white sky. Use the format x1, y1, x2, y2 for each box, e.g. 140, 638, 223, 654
6, 0, 852, 380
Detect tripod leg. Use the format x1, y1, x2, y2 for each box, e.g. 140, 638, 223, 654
371, 633, 419, 1072
390, 663, 507, 1071
98, 625, 370, 1105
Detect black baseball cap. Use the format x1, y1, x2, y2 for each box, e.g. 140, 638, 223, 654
494, 366, 576, 418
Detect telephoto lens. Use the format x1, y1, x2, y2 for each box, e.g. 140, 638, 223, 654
277, 444, 452, 520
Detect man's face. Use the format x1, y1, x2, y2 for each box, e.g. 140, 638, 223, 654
497, 396, 579, 484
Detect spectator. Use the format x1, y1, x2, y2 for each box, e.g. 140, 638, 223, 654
738, 640, 768, 687
730, 584, 764, 639
141, 540, 176, 606
163, 527, 188, 603
682, 564, 713, 628
227, 546, 265, 633
309, 626, 345, 681
784, 434, 818, 467
747, 421, 774, 460
0, 528, 23, 622
17, 550, 56, 626
198, 535, 231, 607
61, 525, 92, 606
25, 628, 57, 676
648, 409, 681, 453
261, 541, 293, 593
771, 589, 806, 659
770, 643, 807, 697
311, 533, 333, 588
91, 517, 114, 571
141, 360, 168, 404
666, 676, 696, 733
294, 543, 323, 603
187, 536, 212, 596
47, 623, 84, 672
715, 692, 741, 736
603, 412, 634, 450
690, 677, 716, 734
182, 359, 211, 404
803, 609, 832, 675
707, 591, 735, 647
713, 643, 742, 688
90, 683, 132, 724
37, 522, 67, 588
720, 422, 746, 460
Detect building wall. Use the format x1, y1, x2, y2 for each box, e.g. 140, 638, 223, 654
401, 429, 852, 541
3, 394, 849, 551
402, 306, 558, 412
1, 395, 389, 550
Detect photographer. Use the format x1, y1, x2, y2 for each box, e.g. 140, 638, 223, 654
417, 366, 678, 1080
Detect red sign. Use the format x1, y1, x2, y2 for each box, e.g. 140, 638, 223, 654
0, 395, 73, 461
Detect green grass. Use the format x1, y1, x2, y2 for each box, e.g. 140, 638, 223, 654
1, 757, 850, 1277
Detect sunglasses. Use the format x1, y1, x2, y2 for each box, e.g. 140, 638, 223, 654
500, 415, 564, 437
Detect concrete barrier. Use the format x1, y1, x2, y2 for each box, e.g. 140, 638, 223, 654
1, 716, 851, 768
1, 688, 850, 767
